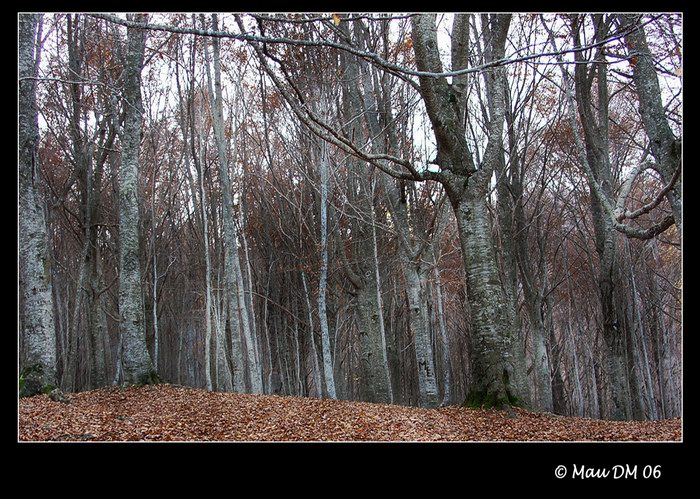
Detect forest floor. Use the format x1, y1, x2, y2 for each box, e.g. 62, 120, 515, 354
18, 383, 681, 442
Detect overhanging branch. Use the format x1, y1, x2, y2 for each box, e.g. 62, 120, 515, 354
89, 13, 662, 80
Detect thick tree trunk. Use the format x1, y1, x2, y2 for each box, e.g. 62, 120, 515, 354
117, 13, 157, 386
454, 194, 530, 409
411, 14, 529, 410
19, 13, 58, 396
355, 276, 393, 404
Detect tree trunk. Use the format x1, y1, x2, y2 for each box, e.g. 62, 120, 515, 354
454, 194, 530, 409
403, 259, 439, 407
116, 14, 157, 386
19, 13, 58, 396
317, 139, 337, 399
355, 275, 393, 404
411, 14, 529, 410
203, 14, 261, 393
619, 14, 681, 236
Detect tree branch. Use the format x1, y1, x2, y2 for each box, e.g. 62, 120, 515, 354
234, 14, 424, 182
89, 13, 661, 80
618, 161, 681, 222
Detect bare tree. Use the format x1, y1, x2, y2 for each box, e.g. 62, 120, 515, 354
410, 14, 530, 409
19, 13, 58, 396
116, 13, 157, 385
618, 15, 681, 235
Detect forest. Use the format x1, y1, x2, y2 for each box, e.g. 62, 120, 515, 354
18, 12, 681, 425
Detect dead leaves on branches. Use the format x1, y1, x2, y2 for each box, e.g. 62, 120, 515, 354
18, 384, 681, 442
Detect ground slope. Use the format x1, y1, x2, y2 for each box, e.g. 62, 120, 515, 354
18, 384, 681, 442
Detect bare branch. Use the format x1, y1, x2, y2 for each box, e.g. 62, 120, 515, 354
233, 14, 424, 182
89, 13, 661, 80
618, 162, 681, 222
614, 214, 676, 240
542, 14, 676, 242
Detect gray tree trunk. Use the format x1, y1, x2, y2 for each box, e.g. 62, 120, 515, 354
403, 257, 439, 407
571, 15, 636, 419
117, 13, 157, 386
19, 13, 58, 396
203, 14, 262, 393
355, 271, 393, 404
619, 15, 681, 236
317, 138, 337, 399
454, 194, 529, 408
411, 14, 530, 409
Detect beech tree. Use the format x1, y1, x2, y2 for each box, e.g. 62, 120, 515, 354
116, 13, 158, 385
19, 13, 58, 396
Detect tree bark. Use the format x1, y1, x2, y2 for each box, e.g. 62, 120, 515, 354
619, 14, 681, 236
19, 13, 58, 396
411, 14, 530, 410
317, 138, 337, 399
117, 13, 157, 386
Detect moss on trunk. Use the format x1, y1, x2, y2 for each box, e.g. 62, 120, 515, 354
462, 389, 524, 411
19, 364, 57, 398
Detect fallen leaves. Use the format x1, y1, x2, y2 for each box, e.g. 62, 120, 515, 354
18, 384, 681, 442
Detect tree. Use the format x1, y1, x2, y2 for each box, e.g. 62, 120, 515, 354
317, 132, 337, 399
410, 14, 530, 409
242, 13, 530, 410
619, 14, 681, 236
19, 13, 58, 396
203, 14, 263, 393
116, 13, 158, 385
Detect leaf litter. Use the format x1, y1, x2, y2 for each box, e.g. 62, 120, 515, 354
18, 384, 681, 442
